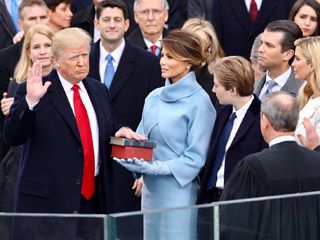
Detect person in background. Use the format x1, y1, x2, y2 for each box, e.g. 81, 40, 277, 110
292, 36, 320, 144
0, 0, 49, 160
0, 1, 18, 49
116, 30, 216, 240
89, 0, 163, 214
188, 0, 213, 20
127, 0, 169, 57
182, 17, 224, 107
250, 33, 266, 81
44, 0, 73, 31
289, 0, 320, 37
254, 20, 304, 100
0, 24, 53, 240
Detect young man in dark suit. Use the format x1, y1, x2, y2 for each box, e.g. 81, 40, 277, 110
89, 0, 164, 213
3, 27, 144, 239
197, 56, 268, 204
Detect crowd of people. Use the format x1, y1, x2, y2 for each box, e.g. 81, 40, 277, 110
1, 0, 320, 239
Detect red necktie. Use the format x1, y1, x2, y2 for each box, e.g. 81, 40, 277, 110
151, 45, 157, 55
72, 85, 95, 200
250, 0, 258, 23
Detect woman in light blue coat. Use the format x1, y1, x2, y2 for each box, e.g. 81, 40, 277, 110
116, 30, 216, 240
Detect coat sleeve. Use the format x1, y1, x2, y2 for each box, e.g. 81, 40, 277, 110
3, 83, 35, 146
166, 102, 216, 187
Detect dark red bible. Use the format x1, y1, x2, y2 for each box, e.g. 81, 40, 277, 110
110, 137, 157, 160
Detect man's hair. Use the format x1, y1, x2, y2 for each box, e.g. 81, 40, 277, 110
19, 0, 48, 19
96, 0, 128, 20
52, 27, 92, 58
209, 56, 254, 97
261, 91, 299, 132
133, 0, 169, 12
43, 0, 71, 11
265, 20, 303, 52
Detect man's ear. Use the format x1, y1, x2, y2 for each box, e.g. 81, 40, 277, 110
283, 49, 294, 62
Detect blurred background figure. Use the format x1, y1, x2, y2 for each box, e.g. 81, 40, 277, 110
182, 17, 224, 107
188, 0, 212, 20
44, 0, 73, 31
0, 24, 54, 240
250, 33, 266, 81
127, 0, 169, 57
292, 36, 320, 143
289, 0, 320, 37
0, 1, 19, 49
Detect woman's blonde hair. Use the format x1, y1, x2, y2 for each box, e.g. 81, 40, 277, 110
182, 17, 224, 65
14, 24, 54, 84
294, 36, 320, 109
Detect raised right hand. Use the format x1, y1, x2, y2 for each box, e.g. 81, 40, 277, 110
26, 61, 51, 104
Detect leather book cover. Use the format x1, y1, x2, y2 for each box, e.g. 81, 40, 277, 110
110, 137, 156, 148
111, 145, 153, 160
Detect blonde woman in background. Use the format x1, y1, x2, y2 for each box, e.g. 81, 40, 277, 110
182, 17, 224, 107
0, 24, 54, 214
292, 36, 320, 143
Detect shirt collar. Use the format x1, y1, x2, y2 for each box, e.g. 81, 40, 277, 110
269, 135, 296, 147
144, 35, 162, 49
57, 71, 85, 92
100, 38, 125, 65
232, 95, 254, 119
266, 67, 292, 88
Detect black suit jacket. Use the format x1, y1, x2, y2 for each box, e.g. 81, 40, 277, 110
0, 1, 16, 50
71, 4, 95, 38
211, 0, 295, 59
197, 95, 268, 203
3, 70, 118, 214
89, 40, 164, 212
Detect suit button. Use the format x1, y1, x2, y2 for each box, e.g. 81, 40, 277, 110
75, 179, 81, 185
78, 148, 83, 153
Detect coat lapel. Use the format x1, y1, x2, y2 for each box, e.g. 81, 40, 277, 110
89, 40, 102, 82
230, 0, 252, 32
46, 71, 81, 144
255, 0, 277, 32
109, 42, 135, 100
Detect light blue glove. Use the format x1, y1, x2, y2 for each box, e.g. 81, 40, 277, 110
114, 158, 171, 175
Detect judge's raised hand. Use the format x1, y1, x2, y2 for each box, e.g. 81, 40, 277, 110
297, 118, 320, 150
26, 61, 51, 104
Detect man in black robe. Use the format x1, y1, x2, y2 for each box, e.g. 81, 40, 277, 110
219, 91, 320, 240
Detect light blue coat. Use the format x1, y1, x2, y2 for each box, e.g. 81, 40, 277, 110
136, 71, 216, 239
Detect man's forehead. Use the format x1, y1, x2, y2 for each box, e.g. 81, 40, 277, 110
62, 47, 89, 55
22, 5, 48, 17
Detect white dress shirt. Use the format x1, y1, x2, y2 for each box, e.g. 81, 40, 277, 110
269, 135, 296, 147
144, 36, 162, 56
216, 95, 254, 189
99, 38, 125, 83
58, 72, 100, 176
244, 0, 263, 11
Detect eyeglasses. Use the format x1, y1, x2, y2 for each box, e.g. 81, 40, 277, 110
137, 9, 164, 18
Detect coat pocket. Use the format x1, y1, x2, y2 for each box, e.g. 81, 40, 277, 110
19, 179, 51, 198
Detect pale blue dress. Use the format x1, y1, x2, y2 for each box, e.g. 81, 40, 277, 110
136, 71, 216, 239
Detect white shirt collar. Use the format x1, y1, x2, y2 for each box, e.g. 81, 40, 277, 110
244, 0, 263, 11
266, 67, 292, 88
232, 95, 255, 119
269, 135, 296, 147
57, 71, 85, 92
100, 38, 125, 66
144, 35, 162, 49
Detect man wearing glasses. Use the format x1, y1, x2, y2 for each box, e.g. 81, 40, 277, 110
127, 0, 169, 57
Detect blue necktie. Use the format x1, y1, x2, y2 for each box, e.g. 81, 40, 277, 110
11, 0, 19, 31
260, 80, 277, 100
104, 54, 114, 89
207, 112, 237, 190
